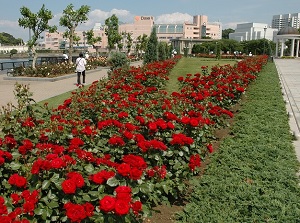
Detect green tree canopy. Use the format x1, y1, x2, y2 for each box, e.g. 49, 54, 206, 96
0, 33, 23, 45
105, 14, 122, 53
86, 29, 102, 57
18, 4, 57, 69
135, 34, 148, 58
143, 28, 158, 64
59, 4, 90, 63
222, 28, 235, 39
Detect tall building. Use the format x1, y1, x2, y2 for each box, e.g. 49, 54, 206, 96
229, 23, 278, 42
272, 13, 300, 30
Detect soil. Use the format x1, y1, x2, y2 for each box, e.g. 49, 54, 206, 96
143, 101, 243, 223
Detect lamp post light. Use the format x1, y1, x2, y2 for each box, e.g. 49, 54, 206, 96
263, 26, 267, 55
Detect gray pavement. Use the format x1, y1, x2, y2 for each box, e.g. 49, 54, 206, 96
274, 58, 300, 162
0, 61, 142, 107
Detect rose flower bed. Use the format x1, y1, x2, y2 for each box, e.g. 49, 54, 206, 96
0, 55, 267, 222
11, 56, 108, 78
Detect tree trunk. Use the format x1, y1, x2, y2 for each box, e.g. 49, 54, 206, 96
68, 27, 75, 64
31, 45, 37, 69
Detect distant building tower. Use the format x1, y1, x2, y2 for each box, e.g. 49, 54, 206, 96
272, 13, 300, 30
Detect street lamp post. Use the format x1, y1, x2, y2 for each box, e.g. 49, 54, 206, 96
263, 26, 267, 55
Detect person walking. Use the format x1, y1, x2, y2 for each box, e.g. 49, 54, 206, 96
75, 52, 87, 86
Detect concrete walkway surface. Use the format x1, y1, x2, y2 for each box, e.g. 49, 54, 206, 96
0, 61, 142, 107
274, 58, 300, 163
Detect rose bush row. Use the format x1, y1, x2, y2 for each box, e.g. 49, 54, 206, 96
11, 56, 108, 78
0, 55, 268, 222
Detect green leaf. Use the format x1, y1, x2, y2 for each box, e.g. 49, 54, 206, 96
82, 194, 91, 201
47, 190, 57, 200
106, 177, 119, 187
34, 207, 44, 215
10, 162, 21, 170
162, 184, 169, 194
84, 164, 95, 173
42, 180, 51, 190
48, 201, 59, 208
140, 182, 154, 194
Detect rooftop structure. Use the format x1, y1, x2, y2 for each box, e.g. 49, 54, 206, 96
272, 13, 300, 30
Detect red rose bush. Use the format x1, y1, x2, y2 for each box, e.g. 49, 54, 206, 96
0, 55, 268, 222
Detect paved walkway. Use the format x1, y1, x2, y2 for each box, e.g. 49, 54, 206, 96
0, 58, 300, 162
274, 58, 300, 162
0, 61, 142, 107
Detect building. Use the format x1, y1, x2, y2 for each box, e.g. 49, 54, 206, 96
41, 14, 221, 55
159, 15, 222, 54
0, 44, 28, 53
42, 23, 107, 53
229, 23, 278, 42
272, 13, 300, 30
118, 16, 154, 53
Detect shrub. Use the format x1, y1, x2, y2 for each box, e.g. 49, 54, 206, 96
107, 52, 130, 71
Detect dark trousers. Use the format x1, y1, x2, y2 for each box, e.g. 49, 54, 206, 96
77, 70, 86, 84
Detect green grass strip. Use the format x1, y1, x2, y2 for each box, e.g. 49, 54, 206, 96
176, 62, 300, 222
166, 57, 236, 94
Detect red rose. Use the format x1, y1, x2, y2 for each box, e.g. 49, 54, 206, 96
131, 201, 142, 214
99, 196, 115, 212
117, 163, 131, 177
115, 199, 130, 215
50, 157, 65, 169
61, 179, 77, 194
148, 122, 157, 131
23, 201, 35, 215
115, 186, 132, 202
67, 172, 85, 188
10, 193, 21, 204
64, 203, 87, 223
83, 202, 94, 217
189, 118, 199, 127
129, 168, 143, 180
8, 174, 27, 188
207, 144, 214, 153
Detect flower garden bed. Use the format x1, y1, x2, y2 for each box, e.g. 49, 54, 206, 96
10, 56, 108, 78
0, 55, 267, 222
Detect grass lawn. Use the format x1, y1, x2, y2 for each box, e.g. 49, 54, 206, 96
175, 61, 300, 222
166, 57, 237, 94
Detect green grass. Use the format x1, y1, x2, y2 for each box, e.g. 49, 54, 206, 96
166, 57, 237, 94
38, 91, 73, 108
37, 83, 91, 109
175, 62, 300, 222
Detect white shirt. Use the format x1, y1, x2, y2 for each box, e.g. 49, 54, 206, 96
76, 57, 87, 72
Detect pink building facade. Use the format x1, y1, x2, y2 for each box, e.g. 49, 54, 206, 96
41, 15, 221, 55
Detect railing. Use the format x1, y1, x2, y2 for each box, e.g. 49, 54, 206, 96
0, 56, 77, 71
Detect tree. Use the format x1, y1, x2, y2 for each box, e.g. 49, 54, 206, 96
18, 4, 57, 69
105, 14, 122, 53
158, 41, 168, 61
222, 28, 235, 39
125, 32, 133, 55
143, 28, 158, 64
135, 34, 148, 58
10, 49, 18, 58
59, 4, 90, 64
0, 33, 23, 45
85, 29, 102, 57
